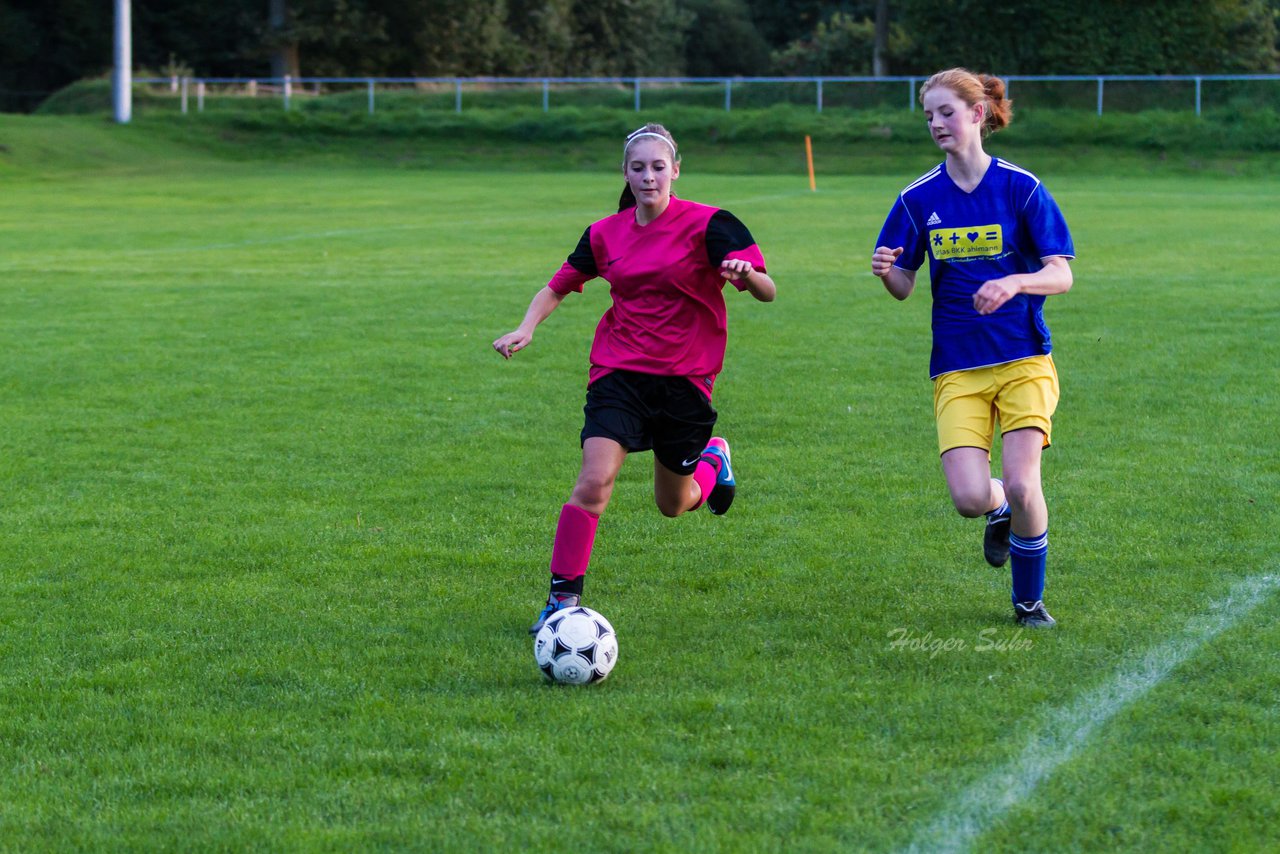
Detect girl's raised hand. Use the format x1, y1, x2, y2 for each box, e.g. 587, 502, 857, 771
871, 246, 903, 278
720, 258, 754, 281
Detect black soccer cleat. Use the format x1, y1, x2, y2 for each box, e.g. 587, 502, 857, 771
529, 593, 580, 635
701, 437, 735, 515
984, 510, 1012, 567
1014, 599, 1057, 628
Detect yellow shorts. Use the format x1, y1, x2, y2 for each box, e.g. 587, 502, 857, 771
933, 355, 1059, 455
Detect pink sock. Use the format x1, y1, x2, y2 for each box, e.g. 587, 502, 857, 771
549, 503, 599, 579
691, 456, 719, 511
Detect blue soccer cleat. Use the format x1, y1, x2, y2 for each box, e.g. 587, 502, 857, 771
529, 592, 581, 635
701, 437, 736, 515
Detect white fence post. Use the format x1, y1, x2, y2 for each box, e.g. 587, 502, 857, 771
367, 78, 375, 114
112, 0, 131, 123
724, 78, 731, 111
816, 78, 823, 112
634, 78, 641, 111
1097, 77, 1104, 115
180, 76, 189, 114
197, 80, 205, 112
908, 77, 915, 111
283, 74, 292, 110
543, 78, 550, 111
455, 79, 462, 113
1195, 76, 1202, 116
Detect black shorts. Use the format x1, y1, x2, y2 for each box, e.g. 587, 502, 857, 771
581, 370, 718, 475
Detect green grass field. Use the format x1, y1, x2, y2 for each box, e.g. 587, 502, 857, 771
1, 114, 1277, 851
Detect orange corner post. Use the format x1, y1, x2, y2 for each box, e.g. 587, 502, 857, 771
804, 135, 816, 192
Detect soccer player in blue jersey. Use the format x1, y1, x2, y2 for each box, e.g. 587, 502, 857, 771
871, 68, 1074, 628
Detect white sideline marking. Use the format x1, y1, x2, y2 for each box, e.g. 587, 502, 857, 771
902, 572, 1279, 854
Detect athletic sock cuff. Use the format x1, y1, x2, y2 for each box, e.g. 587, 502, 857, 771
1010, 530, 1049, 555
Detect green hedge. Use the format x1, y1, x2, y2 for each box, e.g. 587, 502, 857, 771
35, 77, 1280, 154
204, 101, 1280, 154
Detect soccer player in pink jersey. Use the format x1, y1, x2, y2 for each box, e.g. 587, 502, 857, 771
494, 123, 777, 634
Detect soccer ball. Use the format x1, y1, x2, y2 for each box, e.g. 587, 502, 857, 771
533, 606, 618, 684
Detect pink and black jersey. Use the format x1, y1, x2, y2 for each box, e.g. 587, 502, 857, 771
546, 196, 766, 398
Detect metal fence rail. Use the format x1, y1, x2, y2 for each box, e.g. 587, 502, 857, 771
136, 74, 1280, 117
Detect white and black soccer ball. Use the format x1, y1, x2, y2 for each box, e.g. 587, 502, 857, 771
533, 606, 618, 684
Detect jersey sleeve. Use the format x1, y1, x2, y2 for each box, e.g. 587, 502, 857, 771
876, 195, 926, 271
706, 210, 766, 291
1021, 184, 1075, 260
547, 227, 597, 294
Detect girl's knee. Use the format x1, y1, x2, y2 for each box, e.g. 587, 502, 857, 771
570, 480, 613, 514
654, 486, 695, 517
949, 481, 994, 517
1003, 477, 1041, 510
951, 494, 989, 518
655, 499, 685, 518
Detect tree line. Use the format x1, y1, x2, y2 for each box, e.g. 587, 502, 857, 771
2, 0, 1277, 111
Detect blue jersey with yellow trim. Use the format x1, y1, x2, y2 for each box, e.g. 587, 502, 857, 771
876, 157, 1074, 378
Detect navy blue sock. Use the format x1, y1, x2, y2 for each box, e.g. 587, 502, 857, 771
1009, 530, 1048, 603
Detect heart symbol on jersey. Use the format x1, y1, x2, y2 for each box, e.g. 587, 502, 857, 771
967, 231, 979, 242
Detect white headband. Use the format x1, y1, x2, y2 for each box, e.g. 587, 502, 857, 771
624, 131, 677, 159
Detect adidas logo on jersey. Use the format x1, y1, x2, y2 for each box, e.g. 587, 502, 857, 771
927, 211, 942, 225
